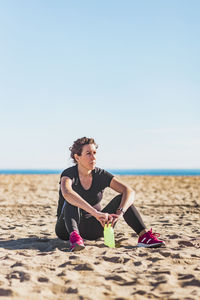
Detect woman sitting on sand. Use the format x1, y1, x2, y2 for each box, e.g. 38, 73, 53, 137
55, 137, 165, 251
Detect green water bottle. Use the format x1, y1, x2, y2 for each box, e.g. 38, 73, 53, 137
104, 223, 115, 248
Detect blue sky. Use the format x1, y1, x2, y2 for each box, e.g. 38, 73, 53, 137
0, 1, 199, 169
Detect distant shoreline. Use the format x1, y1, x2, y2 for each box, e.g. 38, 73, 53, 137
0, 169, 200, 176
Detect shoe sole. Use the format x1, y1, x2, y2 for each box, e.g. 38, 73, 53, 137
70, 243, 85, 252
137, 242, 165, 248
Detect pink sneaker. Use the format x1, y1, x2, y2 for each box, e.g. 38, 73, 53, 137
137, 229, 165, 248
69, 231, 85, 252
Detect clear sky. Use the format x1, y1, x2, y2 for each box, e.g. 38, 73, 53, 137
0, 1, 199, 169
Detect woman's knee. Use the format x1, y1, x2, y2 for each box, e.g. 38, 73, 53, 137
114, 194, 122, 201
111, 194, 122, 206
55, 220, 69, 241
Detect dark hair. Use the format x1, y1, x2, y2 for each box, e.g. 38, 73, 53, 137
69, 137, 98, 164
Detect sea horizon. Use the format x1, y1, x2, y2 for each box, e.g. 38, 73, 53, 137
0, 168, 200, 176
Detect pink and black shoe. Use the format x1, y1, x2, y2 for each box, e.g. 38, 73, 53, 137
69, 231, 85, 252
137, 228, 165, 248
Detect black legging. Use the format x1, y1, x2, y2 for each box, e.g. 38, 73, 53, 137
55, 194, 146, 241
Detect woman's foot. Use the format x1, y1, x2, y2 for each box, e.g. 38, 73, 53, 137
137, 228, 165, 248
69, 231, 85, 252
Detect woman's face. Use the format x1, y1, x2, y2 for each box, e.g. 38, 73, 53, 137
75, 143, 97, 170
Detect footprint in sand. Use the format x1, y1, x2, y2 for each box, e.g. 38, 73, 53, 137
178, 240, 194, 247
102, 256, 130, 264
151, 279, 169, 291
160, 291, 174, 296
37, 277, 49, 283
181, 278, 200, 287
147, 257, 164, 263
105, 274, 135, 286
66, 287, 78, 294
57, 271, 67, 277
74, 263, 94, 271
105, 274, 125, 282
178, 273, 200, 286
138, 252, 148, 257
132, 290, 146, 296
11, 262, 25, 268
152, 275, 168, 287
167, 234, 179, 239
178, 274, 194, 280
6, 270, 30, 282
151, 270, 171, 275
0, 288, 13, 297
58, 261, 71, 268
185, 222, 192, 226
160, 220, 169, 223
1, 226, 16, 230
159, 251, 171, 257
69, 255, 79, 259
171, 253, 182, 259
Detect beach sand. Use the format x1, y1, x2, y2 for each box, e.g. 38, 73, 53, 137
0, 174, 200, 300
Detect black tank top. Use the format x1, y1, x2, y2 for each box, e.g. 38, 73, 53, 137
57, 165, 114, 217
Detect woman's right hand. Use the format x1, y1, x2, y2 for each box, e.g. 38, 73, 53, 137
94, 211, 119, 227
94, 211, 114, 227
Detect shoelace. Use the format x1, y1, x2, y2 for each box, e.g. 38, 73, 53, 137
148, 228, 160, 239
70, 232, 83, 244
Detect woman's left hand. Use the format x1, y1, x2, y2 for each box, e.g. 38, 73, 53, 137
110, 212, 123, 227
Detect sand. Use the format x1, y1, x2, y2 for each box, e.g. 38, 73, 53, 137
0, 174, 200, 300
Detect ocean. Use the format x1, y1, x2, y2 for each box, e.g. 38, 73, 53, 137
0, 169, 200, 176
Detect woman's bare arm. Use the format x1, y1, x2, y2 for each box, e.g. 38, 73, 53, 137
61, 176, 116, 226
110, 177, 135, 212
61, 176, 98, 216
109, 177, 135, 226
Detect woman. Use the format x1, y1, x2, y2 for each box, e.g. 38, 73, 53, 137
55, 137, 165, 251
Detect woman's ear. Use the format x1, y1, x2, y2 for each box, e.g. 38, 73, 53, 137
74, 153, 79, 163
